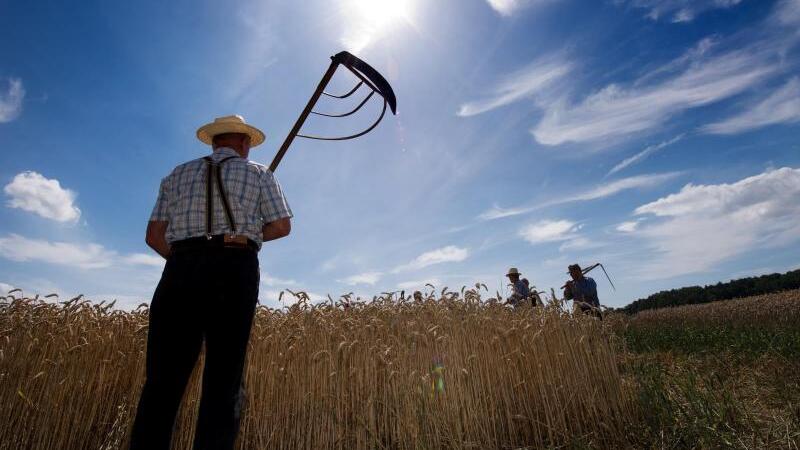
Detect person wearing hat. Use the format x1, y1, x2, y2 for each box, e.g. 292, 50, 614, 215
129, 115, 293, 450
564, 263, 601, 319
504, 267, 530, 308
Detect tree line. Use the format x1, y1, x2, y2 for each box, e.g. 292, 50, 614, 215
622, 269, 800, 314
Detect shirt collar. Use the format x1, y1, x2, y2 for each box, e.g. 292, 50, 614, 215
212, 147, 243, 160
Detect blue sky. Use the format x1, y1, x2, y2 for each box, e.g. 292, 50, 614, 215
1, 0, 799, 309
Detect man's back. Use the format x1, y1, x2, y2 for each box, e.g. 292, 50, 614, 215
510, 279, 530, 307
570, 277, 599, 307
132, 117, 293, 450
150, 147, 292, 248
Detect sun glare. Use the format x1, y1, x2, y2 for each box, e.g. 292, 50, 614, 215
350, 0, 413, 27
343, 0, 415, 53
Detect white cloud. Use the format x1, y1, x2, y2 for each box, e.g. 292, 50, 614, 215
616, 220, 641, 233
479, 172, 680, 220
702, 77, 800, 135
558, 236, 604, 252
619, 0, 743, 23
632, 167, 800, 278
122, 253, 164, 267
0, 234, 115, 269
478, 204, 535, 221
565, 172, 680, 202
338, 271, 382, 286
774, 0, 800, 27
397, 278, 440, 290
532, 46, 777, 146
393, 246, 469, 272
457, 56, 571, 116
261, 272, 298, 287
4, 172, 81, 222
519, 220, 580, 244
608, 134, 684, 176
0, 78, 24, 123
320, 256, 338, 273
0, 234, 170, 271
485, 0, 553, 16
0, 282, 14, 293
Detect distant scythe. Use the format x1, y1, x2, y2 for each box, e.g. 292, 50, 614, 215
561, 263, 616, 291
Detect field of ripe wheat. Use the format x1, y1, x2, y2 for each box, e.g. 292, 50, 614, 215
0, 288, 638, 449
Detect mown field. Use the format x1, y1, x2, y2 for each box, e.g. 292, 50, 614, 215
614, 290, 800, 449
0, 287, 798, 449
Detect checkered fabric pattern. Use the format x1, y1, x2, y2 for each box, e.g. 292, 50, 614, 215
149, 147, 292, 249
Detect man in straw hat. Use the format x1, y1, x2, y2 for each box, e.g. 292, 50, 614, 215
504, 267, 530, 308
129, 115, 293, 450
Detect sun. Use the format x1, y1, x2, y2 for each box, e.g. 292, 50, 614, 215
350, 0, 413, 27
343, 0, 416, 53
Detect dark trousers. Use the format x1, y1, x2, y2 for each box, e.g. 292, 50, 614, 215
129, 245, 260, 450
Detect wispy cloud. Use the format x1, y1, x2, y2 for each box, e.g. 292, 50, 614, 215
519, 219, 580, 244
122, 253, 164, 267
702, 77, 800, 135
558, 236, 604, 252
458, 56, 571, 117
0, 282, 15, 294
774, 0, 800, 27
338, 271, 382, 286
393, 246, 469, 272
608, 134, 685, 176
632, 167, 800, 278
618, 0, 744, 23
261, 272, 298, 287
616, 220, 641, 233
485, 0, 555, 16
0, 234, 115, 269
533, 0, 800, 147
0, 78, 24, 123
4, 171, 81, 223
565, 172, 681, 202
0, 234, 170, 270
478, 205, 534, 221
532, 46, 778, 146
479, 172, 681, 220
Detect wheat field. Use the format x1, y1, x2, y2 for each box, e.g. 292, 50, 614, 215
0, 288, 635, 449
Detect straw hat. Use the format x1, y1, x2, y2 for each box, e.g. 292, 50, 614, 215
506, 267, 521, 277
196, 115, 266, 147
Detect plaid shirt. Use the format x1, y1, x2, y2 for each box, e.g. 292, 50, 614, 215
149, 147, 292, 249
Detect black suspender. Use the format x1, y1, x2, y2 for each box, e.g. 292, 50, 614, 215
203, 155, 238, 239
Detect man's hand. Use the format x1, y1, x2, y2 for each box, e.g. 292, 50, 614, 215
262, 217, 291, 243
145, 220, 171, 259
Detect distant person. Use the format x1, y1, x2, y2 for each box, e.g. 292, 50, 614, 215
129, 115, 293, 450
564, 263, 601, 319
413, 291, 424, 302
522, 278, 543, 307
505, 268, 530, 308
